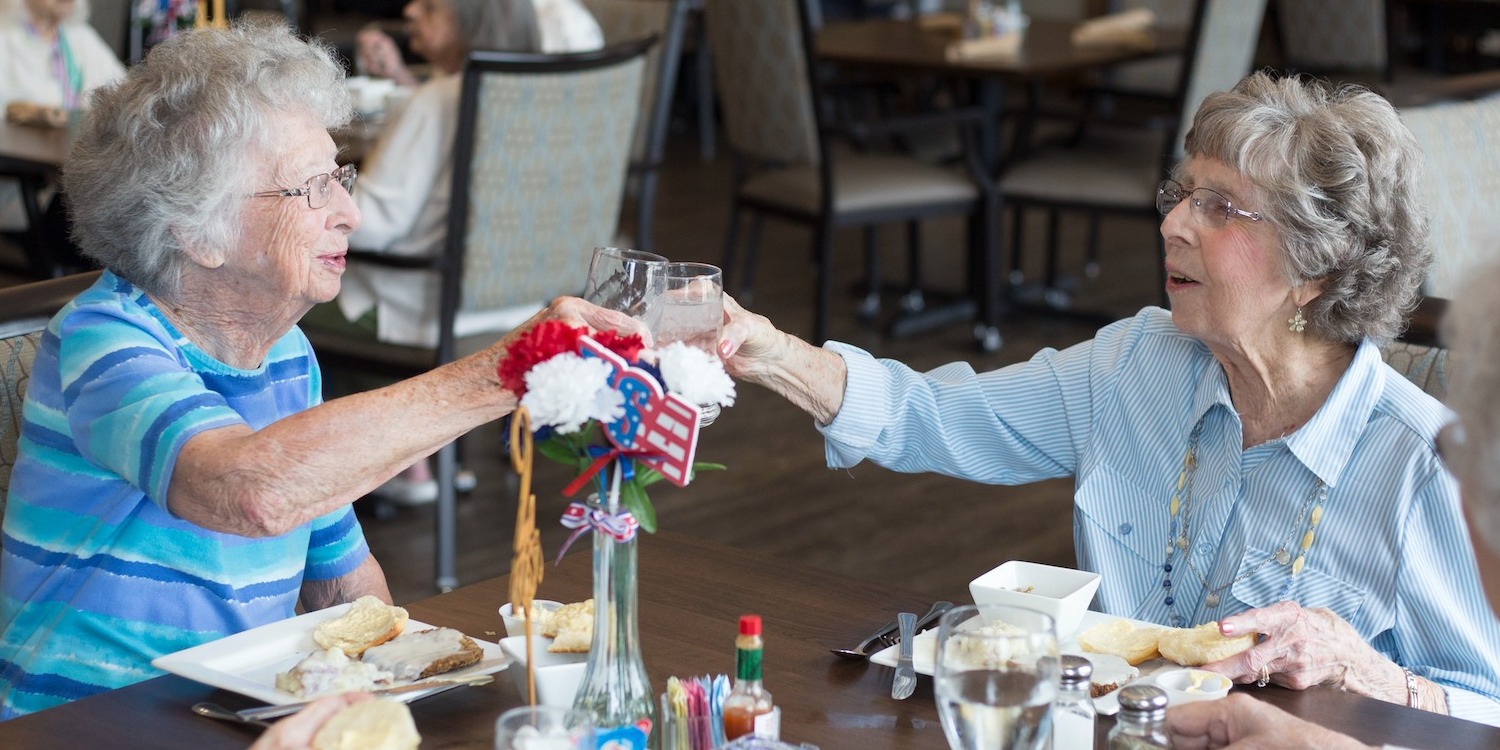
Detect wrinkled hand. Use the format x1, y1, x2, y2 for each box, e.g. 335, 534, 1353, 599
544, 296, 653, 344
248, 692, 372, 750
1205, 601, 1383, 693
1165, 693, 1372, 750
354, 29, 413, 85
716, 294, 788, 382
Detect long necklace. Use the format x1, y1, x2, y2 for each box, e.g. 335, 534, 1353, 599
1158, 419, 1329, 627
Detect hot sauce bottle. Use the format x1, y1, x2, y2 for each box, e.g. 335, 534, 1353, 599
722, 614, 779, 741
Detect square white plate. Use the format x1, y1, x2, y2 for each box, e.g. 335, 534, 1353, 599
151, 602, 509, 705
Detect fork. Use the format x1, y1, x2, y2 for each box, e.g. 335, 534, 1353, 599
890, 612, 918, 700
873, 601, 954, 650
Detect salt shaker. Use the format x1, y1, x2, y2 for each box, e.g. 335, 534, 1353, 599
1050, 655, 1096, 750
1107, 684, 1170, 749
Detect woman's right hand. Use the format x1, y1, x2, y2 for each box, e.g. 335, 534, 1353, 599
717, 294, 787, 382
717, 294, 847, 424
355, 29, 416, 87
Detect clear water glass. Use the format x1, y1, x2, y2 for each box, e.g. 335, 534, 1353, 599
644, 262, 724, 426
934, 604, 1060, 750
494, 705, 595, 750
583, 246, 668, 319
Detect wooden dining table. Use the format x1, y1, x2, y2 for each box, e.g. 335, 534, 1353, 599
1, 530, 1496, 748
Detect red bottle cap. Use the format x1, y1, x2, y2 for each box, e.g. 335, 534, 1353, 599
739, 614, 761, 636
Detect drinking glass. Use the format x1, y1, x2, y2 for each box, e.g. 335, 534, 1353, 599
644, 262, 724, 426
494, 705, 595, 750
583, 246, 668, 319
933, 604, 1060, 750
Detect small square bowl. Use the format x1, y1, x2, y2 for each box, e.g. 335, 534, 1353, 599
499, 600, 562, 639
498, 635, 588, 708
1155, 668, 1232, 705
968, 561, 1101, 637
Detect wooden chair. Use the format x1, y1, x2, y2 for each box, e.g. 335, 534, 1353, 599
705, 0, 996, 347
1, 271, 102, 580
581, 0, 692, 253
302, 40, 650, 591
998, 0, 1266, 311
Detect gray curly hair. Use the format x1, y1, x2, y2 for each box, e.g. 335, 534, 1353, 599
1181, 72, 1430, 345
63, 20, 352, 298
1443, 262, 1500, 557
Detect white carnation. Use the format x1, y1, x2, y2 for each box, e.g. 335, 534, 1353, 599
520, 354, 624, 433
654, 342, 736, 408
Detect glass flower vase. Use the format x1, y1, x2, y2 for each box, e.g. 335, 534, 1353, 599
572, 494, 654, 747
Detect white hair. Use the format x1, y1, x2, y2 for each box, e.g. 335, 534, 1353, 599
1442, 262, 1500, 556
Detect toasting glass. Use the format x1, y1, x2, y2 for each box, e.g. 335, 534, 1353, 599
934, 604, 1060, 750
644, 262, 725, 426
582, 246, 668, 319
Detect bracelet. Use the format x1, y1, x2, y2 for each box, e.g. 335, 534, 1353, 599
1403, 668, 1420, 709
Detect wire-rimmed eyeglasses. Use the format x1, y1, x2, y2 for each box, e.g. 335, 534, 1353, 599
1156, 179, 1262, 228
251, 164, 357, 210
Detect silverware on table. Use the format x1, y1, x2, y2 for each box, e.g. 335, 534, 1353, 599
235, 673, 495, 722
890, 612, 917, 700
192, 701, 273, 728
830, 600, 953, 660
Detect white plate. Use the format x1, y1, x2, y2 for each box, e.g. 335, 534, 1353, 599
870, 610, 1172, 713
152, 602, 509, 705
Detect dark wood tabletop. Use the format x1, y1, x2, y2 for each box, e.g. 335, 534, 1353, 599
815, 17, 1185, 80
1, 530, 1496, 748
0, 118, 74, 179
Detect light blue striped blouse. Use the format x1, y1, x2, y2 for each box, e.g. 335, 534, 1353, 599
0, 271, 370, 719
821, 308, 1500, 725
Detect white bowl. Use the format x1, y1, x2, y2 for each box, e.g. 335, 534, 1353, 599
498, 635, 588, 708
1155, 667, 1232, 705
499, 600, 562, 639
968, 561, 1101, 637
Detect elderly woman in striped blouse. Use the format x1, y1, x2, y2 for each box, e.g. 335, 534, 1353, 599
719, 71, 1500, 723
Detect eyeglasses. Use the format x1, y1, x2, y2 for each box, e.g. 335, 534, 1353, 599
1156, 179, 1262, 228
251, 164, 357, 210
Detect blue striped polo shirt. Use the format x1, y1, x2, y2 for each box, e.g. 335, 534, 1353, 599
821, 307, 1500, 725
0, 271, 369, 719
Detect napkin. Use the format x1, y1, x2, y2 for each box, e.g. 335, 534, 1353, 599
1071, 8, 1157, 49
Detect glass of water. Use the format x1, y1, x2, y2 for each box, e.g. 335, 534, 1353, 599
934, 604, 1060, 750
644, 262, 725, 426
494, 705, 594, 750
582, 246, 668, 319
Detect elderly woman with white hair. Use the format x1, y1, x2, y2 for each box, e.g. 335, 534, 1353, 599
0, 21, 633, 719
1164, 264, 1500, 746
718, 71, 1500, 722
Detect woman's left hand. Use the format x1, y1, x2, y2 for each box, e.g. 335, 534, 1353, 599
1203, 601, 1396, 696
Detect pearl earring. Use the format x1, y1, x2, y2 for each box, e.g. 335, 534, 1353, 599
1288, 307, 1307, 333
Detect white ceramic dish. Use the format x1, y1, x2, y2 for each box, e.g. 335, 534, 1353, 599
968, 560, 1101, 637
152, 603, 508, 706
499, 600, 563, 639
498, 635, 588, 708
1155, 667, 1232, 705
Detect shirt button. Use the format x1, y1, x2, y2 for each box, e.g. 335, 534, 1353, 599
1118, 522, 1133, 535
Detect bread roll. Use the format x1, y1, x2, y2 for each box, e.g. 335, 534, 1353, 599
1077, 619, 1171, 666
311, 699, 420, 750
361, 627, 484, 681
1156, 622, 1254, 666
543, 599, 594, 654
313, 596, 409, 657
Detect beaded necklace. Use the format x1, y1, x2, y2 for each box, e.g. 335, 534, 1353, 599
1158, 419, 1328, 627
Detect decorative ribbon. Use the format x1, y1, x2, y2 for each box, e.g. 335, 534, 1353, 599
556, 500, 638, 561
559, 444, 652, 498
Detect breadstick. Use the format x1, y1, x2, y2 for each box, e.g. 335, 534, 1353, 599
508, 408, 544, 705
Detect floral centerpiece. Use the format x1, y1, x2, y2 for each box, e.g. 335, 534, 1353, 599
498, 320, 733, 745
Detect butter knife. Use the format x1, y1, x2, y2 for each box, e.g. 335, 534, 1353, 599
891, 612, 917, 700
237, 673, 495, 721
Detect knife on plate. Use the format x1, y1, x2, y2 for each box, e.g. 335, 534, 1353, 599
890, 612, 917, 700
237, 673, 495, 721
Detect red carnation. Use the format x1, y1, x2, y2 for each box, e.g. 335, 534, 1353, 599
591, 329, 646, 363
497, 320, 587, 395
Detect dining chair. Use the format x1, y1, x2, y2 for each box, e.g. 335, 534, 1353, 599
581, 0, 691, 253
1397, 95, 1500, 302
302, 40, 650, 591
704, 0, 998, 347
1380, 337, 1449, 401
1274, 0, 1392, 80
0, 271, 102, 582
998, 0, 1266, 310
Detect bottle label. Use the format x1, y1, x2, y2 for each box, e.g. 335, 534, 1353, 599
736, 647, 762, 681
596, 720, 650, 750
753, 706, 781, 741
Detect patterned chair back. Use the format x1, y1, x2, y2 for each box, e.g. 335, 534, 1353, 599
1399, 96, 1500, 301
1108, 0, 1197, 94
581, 0, 687, 162
0, 272, 101, 560
1380, 340, 1450, 401
702, 0, 822, 169
450, 42, 649, 315
1276, 0, 1387, 73
1169, 0, 1266, 162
